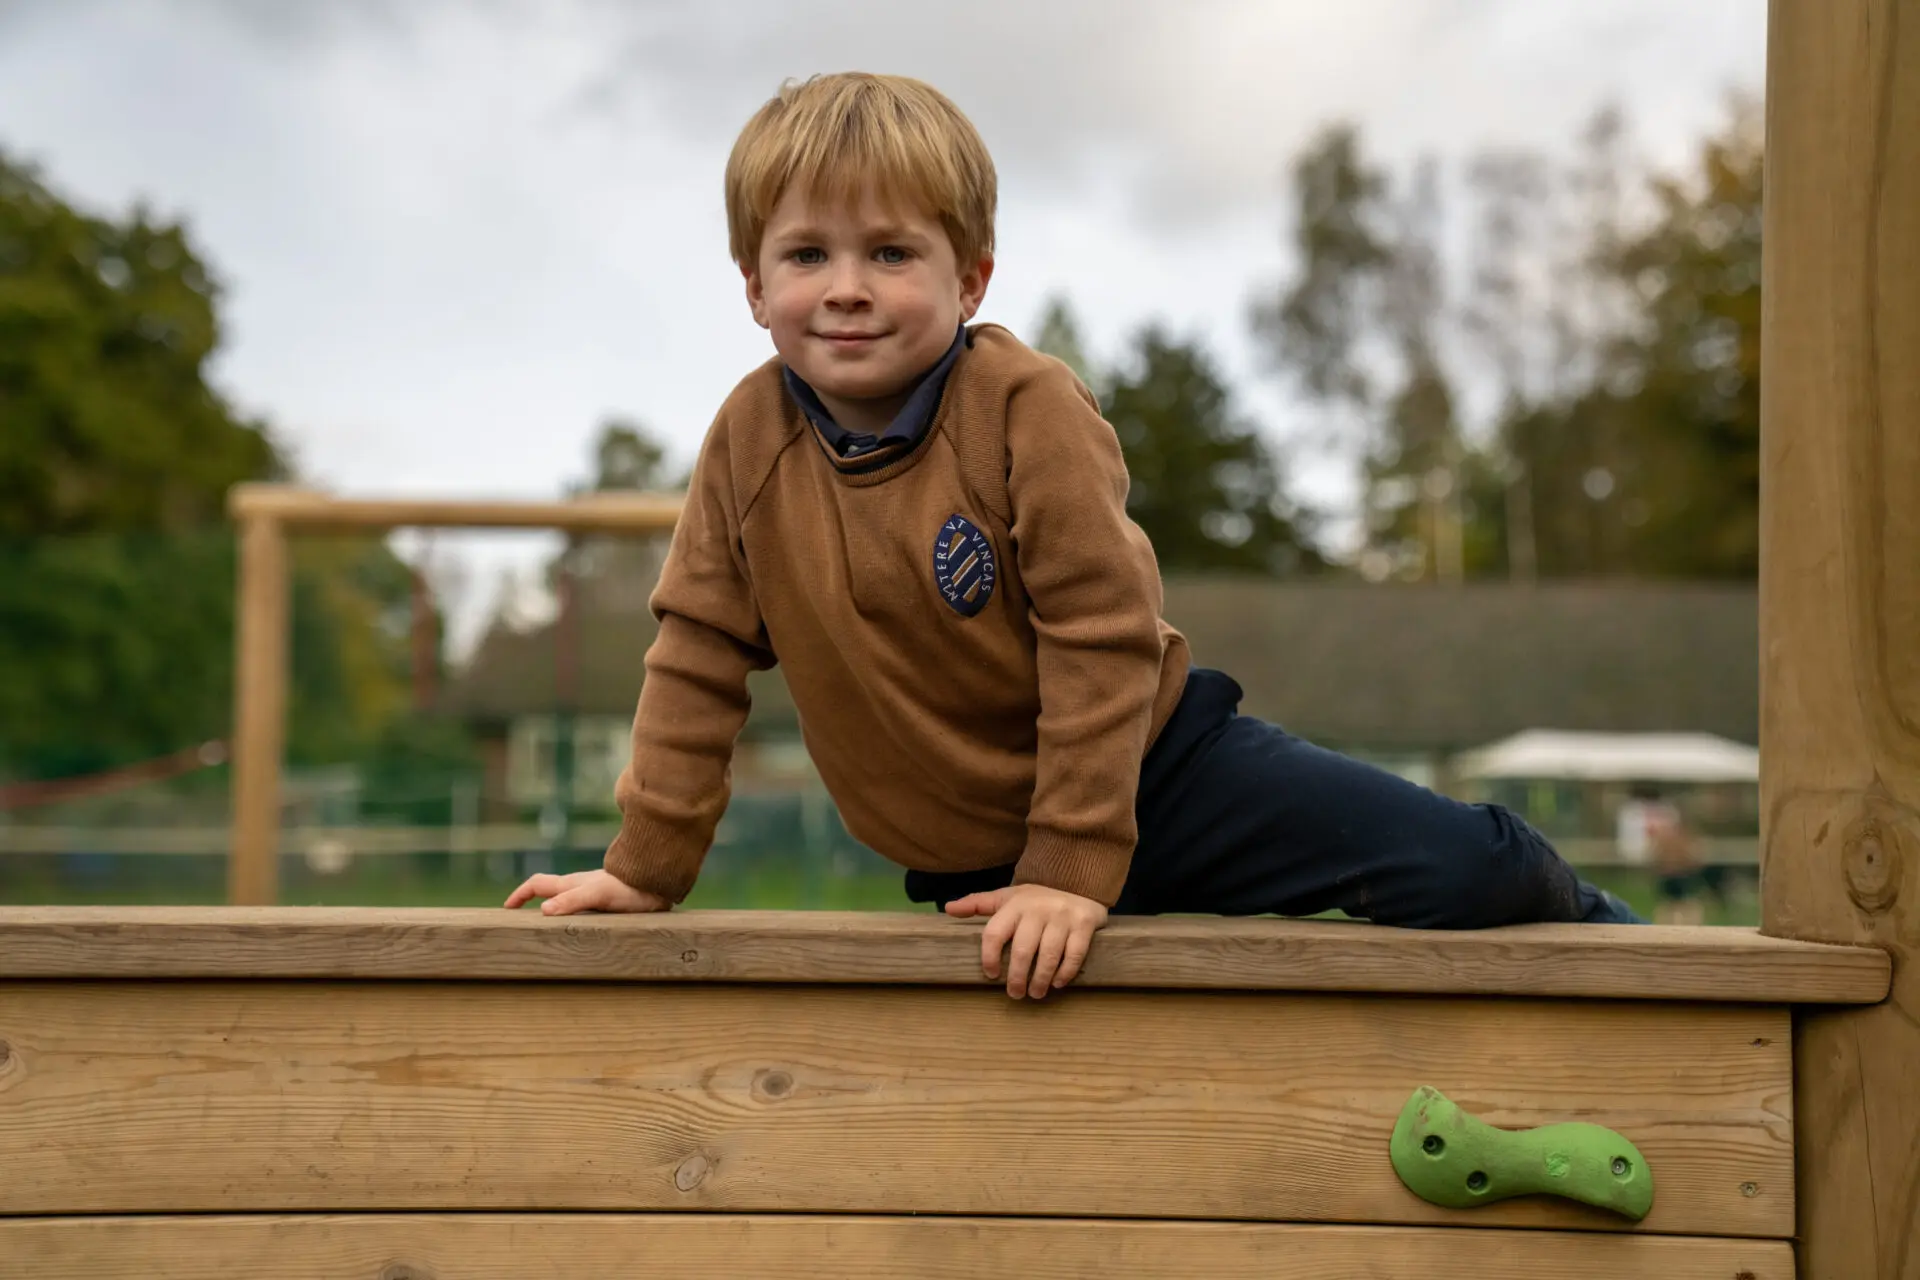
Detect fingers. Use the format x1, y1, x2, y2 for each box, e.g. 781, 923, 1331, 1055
1054, 923, 1094, 989
543, 872, 648, 916
945, 888, 1012, 917
1003, 912, 1046, 999
506, 868, 669, 915
540, 884, 597, 916
967, 887, 1106, 997
981, 907, 1017, 979
504, 872, 566, 909
1026, 919, 1068, 997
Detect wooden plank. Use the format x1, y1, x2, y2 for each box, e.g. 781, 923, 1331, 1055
226, 514, 289, 907
0, 1215, 1799, 1280
228, 483, 683, 533
1759, 0, 1920, 1275
0, 982, 1793, 1235
0, 906, 1889, 1002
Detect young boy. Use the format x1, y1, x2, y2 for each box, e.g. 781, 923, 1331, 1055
506, 72, 1642, 995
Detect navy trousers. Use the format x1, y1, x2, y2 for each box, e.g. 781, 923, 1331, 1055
905, 668, 1643, 926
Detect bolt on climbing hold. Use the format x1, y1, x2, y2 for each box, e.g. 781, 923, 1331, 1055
1389, 1085, 1653, 1221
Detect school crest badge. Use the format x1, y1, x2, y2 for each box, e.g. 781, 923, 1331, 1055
933, 513, 996, 617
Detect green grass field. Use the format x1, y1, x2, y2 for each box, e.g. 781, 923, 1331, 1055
0, 851, 1756, 925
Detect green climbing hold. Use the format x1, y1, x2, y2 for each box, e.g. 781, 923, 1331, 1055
1389, 1086, 1654, 1221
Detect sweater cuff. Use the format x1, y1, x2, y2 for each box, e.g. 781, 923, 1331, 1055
603, 816, 705, 905
1011, 829, 1133, 907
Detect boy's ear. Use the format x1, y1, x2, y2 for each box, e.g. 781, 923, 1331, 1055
741, 260, 770, 329
958, 255, 995, 323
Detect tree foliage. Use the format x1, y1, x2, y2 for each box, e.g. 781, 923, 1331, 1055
1254, 98, 1764, 581
1602, 99, 1762, 575
1031, 294, 1093, 388
575, 416, 672, 494
1034, 299, 1324, 577
1255, 136, 1472, 580
0, 150, 414, 779
0, 154, 282, 535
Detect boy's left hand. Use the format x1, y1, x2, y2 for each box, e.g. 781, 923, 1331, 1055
945, 883, 1109, 999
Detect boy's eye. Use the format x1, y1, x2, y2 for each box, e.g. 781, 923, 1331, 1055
876, 246, 910, 265
792, 247, 826, 265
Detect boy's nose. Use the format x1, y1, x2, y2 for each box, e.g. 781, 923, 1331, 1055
823, 264, 872, 309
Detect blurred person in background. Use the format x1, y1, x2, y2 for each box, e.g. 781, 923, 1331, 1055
1628, 783, 1708, 925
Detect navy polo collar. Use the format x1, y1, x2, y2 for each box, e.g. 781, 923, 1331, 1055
783, 325, 967, 460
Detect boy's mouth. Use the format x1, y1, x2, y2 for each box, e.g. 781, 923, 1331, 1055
817, 330, 887, 347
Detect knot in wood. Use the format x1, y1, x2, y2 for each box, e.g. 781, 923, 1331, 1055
380, 1264, 432, 1280
681, 948, 700, 965
561, 920, 612, 954
1841, 810, 1906, 915
675, 1153, 711, 1192
752, 1068, 794, 1101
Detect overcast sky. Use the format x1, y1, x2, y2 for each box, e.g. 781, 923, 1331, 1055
0, 0, 1764, 649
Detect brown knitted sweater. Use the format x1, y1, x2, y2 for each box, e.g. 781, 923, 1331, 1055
604, 324, 1190, 906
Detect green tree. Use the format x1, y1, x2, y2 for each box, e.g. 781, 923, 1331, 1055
574, 416, 671, 494
1471, 99, 1762, 579
0, 154, 283, 534
1467, 106, 1646, 580
0, 151, 413, 780
1601, 96, 1763, 577
1252, 124, 1392, 410
0, 530, 238, 780
1099, 325, 1323, 576
1031, 294, 1093, 387
1255, 131, 1473, 581
1364, 159, 1472, 582
551, 417, 677, 601
1255, 101, 1763, 583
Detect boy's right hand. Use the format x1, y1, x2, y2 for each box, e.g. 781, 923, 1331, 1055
503, 868, 670, 915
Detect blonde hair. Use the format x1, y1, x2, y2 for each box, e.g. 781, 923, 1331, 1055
724, 72, 997, 269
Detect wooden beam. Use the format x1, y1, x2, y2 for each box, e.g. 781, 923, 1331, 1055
1759, 0, 1920, 1275
0, 1216, 1798, 1280
0, 982, 1792, 1234
226, 514, 289, 906
0, 907, 1891, 1002
227, 483, 683, 533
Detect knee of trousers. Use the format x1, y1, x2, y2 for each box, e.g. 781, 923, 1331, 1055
1426, 805, 1587, 929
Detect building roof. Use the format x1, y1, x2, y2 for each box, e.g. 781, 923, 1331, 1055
1453, 729, 1760, 783
443, 599, 801, 739
1161, 579, 1757, 750
444, 579, 1758, 751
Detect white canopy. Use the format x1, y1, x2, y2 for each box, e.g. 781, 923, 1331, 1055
1453, 729, 1760, 783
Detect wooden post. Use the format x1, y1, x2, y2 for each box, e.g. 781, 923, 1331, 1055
228, 514, 291, 906
216, 483, 684, 901
1759, 1, 1919, 1275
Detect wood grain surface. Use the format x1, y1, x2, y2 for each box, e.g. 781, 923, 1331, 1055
0, 981, 1792, 1235
225, 514, 288, 908
0, 906, 1890, 1002
0, 1215, 1799, 1280
1759, 0, 1920, 1275
227, 483, 683, 532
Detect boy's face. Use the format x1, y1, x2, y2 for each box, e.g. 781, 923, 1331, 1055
745, 183, 992, 434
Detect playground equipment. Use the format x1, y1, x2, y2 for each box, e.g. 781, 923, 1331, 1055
1, 0, 1914, 1272
0, 910, 1892, 1276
